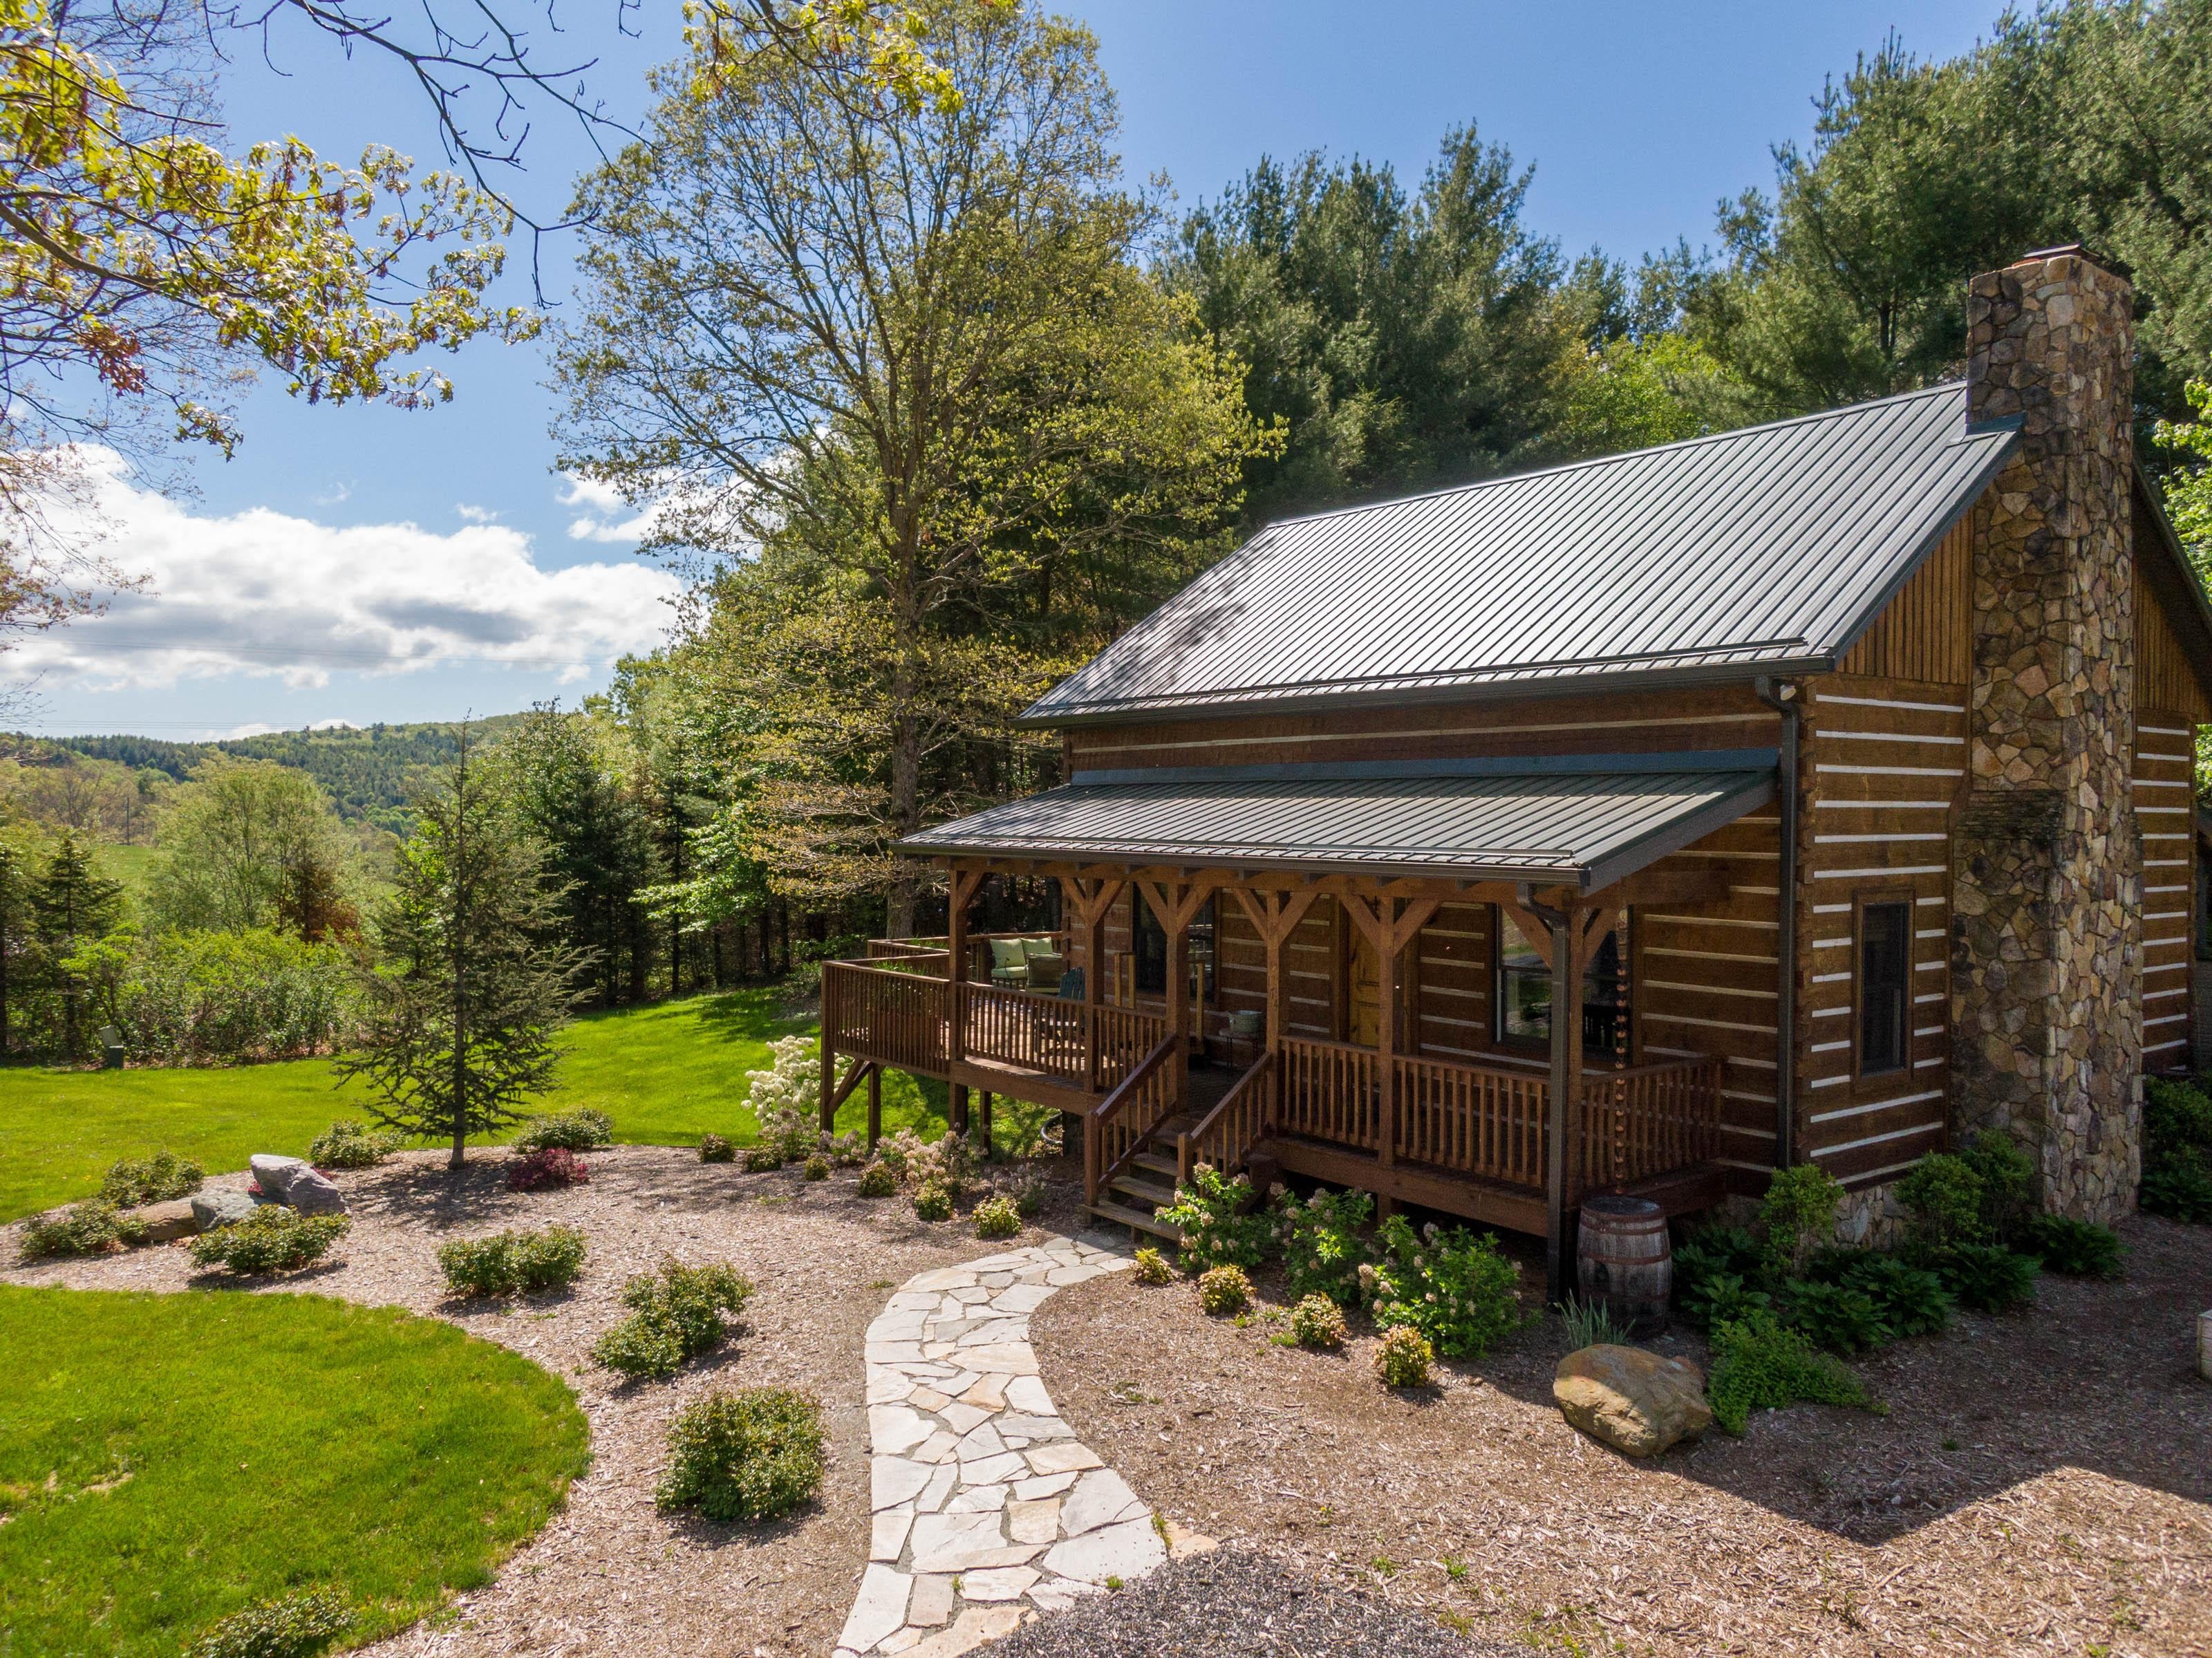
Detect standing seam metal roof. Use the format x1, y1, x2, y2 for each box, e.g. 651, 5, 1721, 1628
1020, 382, 2018, 727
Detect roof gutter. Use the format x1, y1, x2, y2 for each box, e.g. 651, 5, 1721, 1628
1753, 676, 1801, 1169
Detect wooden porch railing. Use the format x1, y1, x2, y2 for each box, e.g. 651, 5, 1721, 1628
821, 960, 950, 1074
1394, 1051, 1548, 1187
1278, 1035, 1378, 1153
1573, 1056, 1724, 1191
1178, 1050, 1275, 1182
1086, 1034, 1179, 1204
964, 980, 1088, 1083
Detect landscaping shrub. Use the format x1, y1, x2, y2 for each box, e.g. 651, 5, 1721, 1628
2017, 1213, 2126, 1278
1197, 1263, 1252, 1316
1009, 1175, 1046, 1218
1759, 1163, 1844, 1273
1365, 1214, 1523, 1359
1780, 1278, 1889, 1356
743, 1146, 784, 1173
438, 1227, 588, 1297
912, 1180, 953, 1222
1897, 1152, 1988, 1249
1705, 1309, 1873, 1435
874, 1130, 919, 1181
100, 1148, 204, 1207
1959, 1130, 2035, 1238
508, 1147, 590, 1192
1671, 1225, 1772, 1330
905, 1130, 980, 1200
513, 1109, 614, 1153
801, 1154, 830, 1182
1559, 1294, 1631, 1350
1131, 1245, 1174, 1285
697, 1133, 735, 1164
592, 1260, 754, 1380
1271, 1185, 1374, 1306
1374, 1323, 1434, 1388
1290, 1292, 1347, 1349
21, 1200, 136, 1260
1927, 1240, 2040, 1313
746, 1035, 827, 1163
308, 1119, 402, 1170
122, 928, 357, 1065
655, 1387, 825, 1522
971, 1194, 1020, 1239
2141, 1077, 2212, 1222
1158, 1164, 1269, 1273
856, 1161, 897, 1198
186, 1587, 350, 1658
189, 1208, 350, 1274
1819, 1251, 1953, 1338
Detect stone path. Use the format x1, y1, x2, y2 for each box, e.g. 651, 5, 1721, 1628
834, 1234, 1173, 1658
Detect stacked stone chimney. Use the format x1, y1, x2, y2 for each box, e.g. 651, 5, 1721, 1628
1951, 246, 2141, 1222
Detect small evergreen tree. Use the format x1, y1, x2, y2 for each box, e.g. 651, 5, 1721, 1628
32, 830, 125, 1058
0, 835, 37, 1056
338, 732, 588, 1168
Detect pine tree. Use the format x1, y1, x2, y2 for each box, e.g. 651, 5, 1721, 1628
338, 732, 588, 1168
0, 837, 38, 1057
32, 830, 124, 1058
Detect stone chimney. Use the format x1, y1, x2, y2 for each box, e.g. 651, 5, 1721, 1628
1951, 245, 2141, 1223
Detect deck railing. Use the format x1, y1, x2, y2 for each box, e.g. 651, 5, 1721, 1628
1574, 1056, 1724, 1191
821, 960, 950, 1074
1394, 1051, 1548, 1187
1087, 1034, 1179, 1204
964, 980, 1088, 1083
1179, 1050, 1275, 1182
1278, 1035, 1378, 1152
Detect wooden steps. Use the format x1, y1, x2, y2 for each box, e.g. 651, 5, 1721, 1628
1087, 1198, 1181, 1241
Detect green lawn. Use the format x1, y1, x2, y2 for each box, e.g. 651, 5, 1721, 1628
0, 1285, 591, 1657
1, 988, 951, 1221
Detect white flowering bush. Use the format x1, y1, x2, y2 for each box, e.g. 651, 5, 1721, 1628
1271, 1186, 1374, 1306
1364, 1214, 1524, 1359
747, 1036, 823, 1162
906, 1130, 980, 1200
1157, 1164, 1269, 1274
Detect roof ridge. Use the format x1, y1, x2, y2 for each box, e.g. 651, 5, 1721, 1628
1255, 380, 1964, 534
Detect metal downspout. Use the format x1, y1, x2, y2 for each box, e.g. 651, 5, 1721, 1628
1754, 678, 1800, 1166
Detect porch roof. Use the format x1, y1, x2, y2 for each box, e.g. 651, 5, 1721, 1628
899, 752, 1776, 891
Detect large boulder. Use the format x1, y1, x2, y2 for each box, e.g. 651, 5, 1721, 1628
283, 1166, 348, 1216
130, 1198, 200, 1242
1554, 1344, 1712, 1457
190, 1189, 259, 1231
250, 1155, 309, 1200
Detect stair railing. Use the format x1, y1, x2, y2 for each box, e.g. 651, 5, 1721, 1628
1177, 1050, 1276, 1184
1085, 1033, 1179, 1205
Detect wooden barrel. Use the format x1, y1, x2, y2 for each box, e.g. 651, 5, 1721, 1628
1575, 1195, 1671, 1335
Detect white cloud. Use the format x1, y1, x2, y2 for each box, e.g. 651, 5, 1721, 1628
224, 721, 280, 738
559, 470, 662, 545
455, 503, 502, 524
15, 450, 684, 693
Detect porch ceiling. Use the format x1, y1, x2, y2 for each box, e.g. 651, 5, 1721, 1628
898, 754, 1776, 892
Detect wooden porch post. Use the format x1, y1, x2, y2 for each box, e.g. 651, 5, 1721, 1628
866, 1063, 882, 1151
1137, 877, 1212, 1119
1542, 904, 1586, 1305
818, 951, 838, 1135
1232, 884, 1318, 1136
1059, 875, 1126, 1095
946, 864, 981, 1140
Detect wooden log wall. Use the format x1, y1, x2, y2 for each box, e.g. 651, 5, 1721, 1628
2137, 707, 2199, 1070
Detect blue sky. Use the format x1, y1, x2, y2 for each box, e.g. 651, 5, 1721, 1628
15, 0, 2002, 740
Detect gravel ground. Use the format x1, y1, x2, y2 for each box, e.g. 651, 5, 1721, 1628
989, 1543, 1529, 1658
1031, 1214, 2212, 1658
3, 1146, 1098, 1658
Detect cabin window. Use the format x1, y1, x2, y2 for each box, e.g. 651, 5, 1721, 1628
1857, 899, 1911, 1076
1494, 909, 1631, 1059
1130, 893, 1215, 998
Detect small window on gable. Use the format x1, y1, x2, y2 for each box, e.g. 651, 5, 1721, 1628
1857, 900, 1911, 1077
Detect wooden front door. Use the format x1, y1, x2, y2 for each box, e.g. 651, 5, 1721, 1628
1349, 926, 1382, 1046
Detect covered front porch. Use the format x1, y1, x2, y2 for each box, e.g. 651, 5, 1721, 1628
822, 757, 1774, 1295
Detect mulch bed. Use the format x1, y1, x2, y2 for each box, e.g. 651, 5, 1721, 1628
3, 1146, 1096, 1658
1029, 1215, 2212, 1658
991, 1542, 1528, 1657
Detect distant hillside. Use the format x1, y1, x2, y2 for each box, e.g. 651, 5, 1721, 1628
21, 714, 529, 834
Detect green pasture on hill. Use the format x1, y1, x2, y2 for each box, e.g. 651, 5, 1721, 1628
0, 1285, 592, 1656
0, 988, 951, 1221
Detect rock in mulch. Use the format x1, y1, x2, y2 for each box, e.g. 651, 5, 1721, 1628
129, 1199, 200, 1242
189, 1189, 260, 1231
988, 1544, 1530, 1658
249, 1154, 347, 1215
1553, 1343, 1710, 1457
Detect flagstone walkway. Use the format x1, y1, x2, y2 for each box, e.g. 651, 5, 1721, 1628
834, 1234, 1172, 1657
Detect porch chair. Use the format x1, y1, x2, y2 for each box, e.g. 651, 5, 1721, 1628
988, 938, 1032, 987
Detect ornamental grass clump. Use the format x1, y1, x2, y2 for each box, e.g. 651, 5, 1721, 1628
1705, 1309, 1874, 1435
188, 1207, 349, 1275
697, 1133, 735, 1164
972, 1194, 1020, 1239
307, 1119, 403, 1170
186, 1587, 350, 1658
592, 1259, 754, 1381
1131, 1246, 1174, 1285
1272, 1185, 1374, 1305
438, 1226, 588, 1298
655, 1388, 825, 1522
513, 1108, 615, 1153
1197, 1263, 1252, 1316
1290, 1292, 1347, 1350
508, 1147, 590, 1191
1364, 1214, 1524, 1359
100, 1149, 204, 1207
1158, 1165, 1268, 1273
1559, 1294, 1631, 1351
1374, 1323, 1434, 1388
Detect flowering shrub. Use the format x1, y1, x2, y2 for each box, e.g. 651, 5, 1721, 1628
1364, 1215, 1524, 1359
912, 1180, 953, 1222
747, 1035, 825, 1162
1374, 1323, 1434, 1387
743, 1146, 783, 1172
972, 1194, 1020, 1239
1157, 1165, 1268, 1274
508, 1148, 590, 1192
1271, 1186, 1374, 1305
856, 1161, 897, 1198
1197, 1264, 1252, 1316
874, 1129, 922, 1181
697, 1133, 736, 1164
906, 1131, 980, 1200
1290, 1292, 1347, 1350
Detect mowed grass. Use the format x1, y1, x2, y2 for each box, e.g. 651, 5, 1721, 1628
0, 1285, 591, 1657
0, 987, 950, 1221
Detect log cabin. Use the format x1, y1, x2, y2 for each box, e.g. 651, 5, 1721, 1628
818, 245, 2212, 1296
